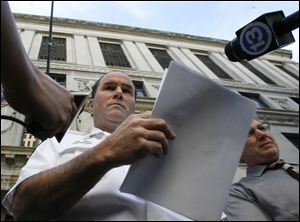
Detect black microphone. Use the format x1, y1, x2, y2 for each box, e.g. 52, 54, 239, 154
225, 10, 299, 62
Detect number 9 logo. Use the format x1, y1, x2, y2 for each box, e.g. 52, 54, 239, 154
240, 22, 272, 56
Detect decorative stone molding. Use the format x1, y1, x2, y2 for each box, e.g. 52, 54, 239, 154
257, 109, 299, 126
31, 61, 298, 95
4, 154, 15, 165
221, 80, 298, 95
1, 146, 34, 158
151, 85, 160, 91
269, 97, 296, 111
74, 78, 95, 93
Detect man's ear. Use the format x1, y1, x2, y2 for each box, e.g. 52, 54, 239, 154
87, 97, 94, 112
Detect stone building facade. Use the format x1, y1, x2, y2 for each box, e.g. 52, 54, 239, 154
1, 13, 299, 220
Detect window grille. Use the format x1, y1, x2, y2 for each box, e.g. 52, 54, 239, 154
99, 42, 131, 68
149, 48, 173, 70
38, 36, 66, 61
195, 54, 233, 80
240, 61, 278, 85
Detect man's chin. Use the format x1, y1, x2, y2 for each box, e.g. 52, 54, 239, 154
106, 112, 127, 123
264, 150, 280, 165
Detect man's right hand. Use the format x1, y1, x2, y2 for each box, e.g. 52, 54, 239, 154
101, 111, 176, 166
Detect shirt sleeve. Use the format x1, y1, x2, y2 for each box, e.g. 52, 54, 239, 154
2, 137, 59, 215
223, 183, 272, 221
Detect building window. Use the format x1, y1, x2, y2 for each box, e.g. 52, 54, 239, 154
240, 61, 278, 85
49, 73, 66, 87
133, 81, 146, 97
99, 42, 131, 68
275, 65, 299, 81
282, 133, 299, 149
38, 36, 67, 61
239, 92, 269, 109
195, 54, 233, 80
149, 48, 173, 70
290, 97, 299, 105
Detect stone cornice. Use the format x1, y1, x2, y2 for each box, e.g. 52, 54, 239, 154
14, 13, 228, 47
134, 98, 299, 126
1, 145, 34, 156
220, 80, 299, 95
32, 61, 164, 79
1, 146, 34, 166
32, 61, 299, 96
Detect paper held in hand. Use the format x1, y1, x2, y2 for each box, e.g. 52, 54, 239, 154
120, 61, 257, 220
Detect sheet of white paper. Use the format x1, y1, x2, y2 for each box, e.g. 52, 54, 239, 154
120, 61, 257, 220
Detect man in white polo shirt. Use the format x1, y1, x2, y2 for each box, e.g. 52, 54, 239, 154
3, 71, 191, 221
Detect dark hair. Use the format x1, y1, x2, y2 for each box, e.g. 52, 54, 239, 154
91, 72, 136, 99
91, 75, 105, 98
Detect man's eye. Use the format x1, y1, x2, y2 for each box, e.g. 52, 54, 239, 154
248, 128, 255, 136
123, 88, 132, 94
258, 127, 267, 131
104, 86, 114, 90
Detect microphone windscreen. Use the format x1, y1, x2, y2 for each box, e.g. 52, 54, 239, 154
225, 42, 239, 62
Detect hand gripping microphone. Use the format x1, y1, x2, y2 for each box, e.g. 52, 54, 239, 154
225, 10, 299, 62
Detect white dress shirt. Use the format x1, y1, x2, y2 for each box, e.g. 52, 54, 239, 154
2, 128, 191, 221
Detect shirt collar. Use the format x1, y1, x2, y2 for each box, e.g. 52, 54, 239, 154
246, 165, 267, 177
246, 159, 286, 177
267, 159, 285, 170
84, 127, 111, 140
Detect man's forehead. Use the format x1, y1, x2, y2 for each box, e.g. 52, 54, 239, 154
100, 72, 133, 86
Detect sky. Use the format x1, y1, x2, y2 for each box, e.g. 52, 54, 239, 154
9, 1, 299, 62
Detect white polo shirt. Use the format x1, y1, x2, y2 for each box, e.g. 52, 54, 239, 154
2, 128, 191, 221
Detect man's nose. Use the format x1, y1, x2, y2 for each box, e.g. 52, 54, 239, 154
113, 86, 123, 99
256, 129, 267, 140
